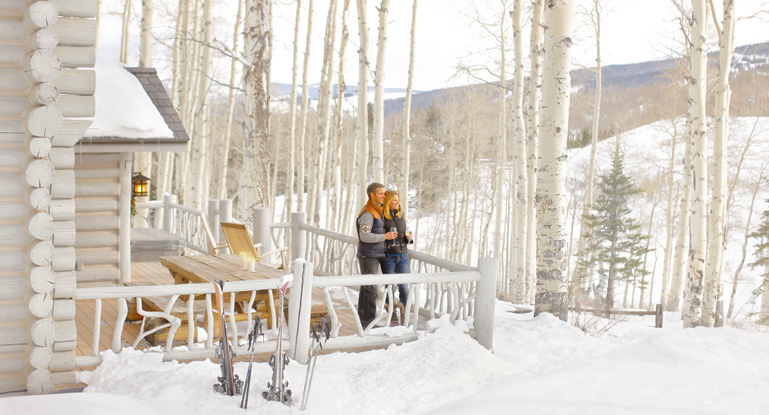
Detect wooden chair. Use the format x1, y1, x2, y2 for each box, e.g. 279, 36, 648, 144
219, 221, 288, 270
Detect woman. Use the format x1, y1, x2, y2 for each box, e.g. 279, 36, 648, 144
381, 190, 413, 305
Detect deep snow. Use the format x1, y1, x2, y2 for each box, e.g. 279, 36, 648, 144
2, 301, 768, 415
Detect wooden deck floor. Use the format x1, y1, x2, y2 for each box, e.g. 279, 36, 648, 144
74, 260, 373, 366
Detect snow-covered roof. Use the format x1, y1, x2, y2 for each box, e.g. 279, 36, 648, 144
79, 60, 188, 151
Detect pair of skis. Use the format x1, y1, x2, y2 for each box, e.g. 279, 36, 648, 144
262, 275, 294, 405
215, 275, 325, 410
212, 280, 244, 396
240, 316, 264, 409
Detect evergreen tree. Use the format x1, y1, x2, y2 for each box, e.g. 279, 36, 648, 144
749, 190, 769, 297
575, 139, 650, 314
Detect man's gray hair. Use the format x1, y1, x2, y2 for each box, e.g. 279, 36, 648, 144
366, 182, 384, 197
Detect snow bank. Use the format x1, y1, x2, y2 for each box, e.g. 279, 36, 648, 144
2, 304, 768, 415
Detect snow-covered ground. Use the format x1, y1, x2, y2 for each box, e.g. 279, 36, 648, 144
3, 302, 768, 415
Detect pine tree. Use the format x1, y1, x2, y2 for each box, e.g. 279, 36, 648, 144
575, 139, 650, 315
749, 190, 769, 325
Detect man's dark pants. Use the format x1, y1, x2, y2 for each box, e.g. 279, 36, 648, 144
358, 256, 384, 327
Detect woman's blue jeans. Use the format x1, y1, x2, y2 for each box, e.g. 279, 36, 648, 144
381, 253, 410, 304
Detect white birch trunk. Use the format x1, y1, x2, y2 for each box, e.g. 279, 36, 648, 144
492, 2, 507, 268
525, 0, 545, 303
297, 0, 314, 213
120, 0, 131, 63
727, 170, 763, 319
308, 0, 339, 224
668, 115, 692, 312
371, 0, 390, 183
659, 123, 677, 307
217, 0, 244, 200
140, 0, 153, 67
534, 0, 573, 321
240, 0, 271, 219
285, 0, 302, 214
134, 0, 154, 226
683, 0, 707, 328
401, 0, 418, 218
762, 256, 769, 326
332, 0, 351, 231
355, 0, 370, 206
511, 0, 527, 304
190, 0, 213, 209
703, 0, 735, 327
573, 0, 603, 295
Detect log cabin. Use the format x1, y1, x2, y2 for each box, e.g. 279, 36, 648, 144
0, 0, 188, 394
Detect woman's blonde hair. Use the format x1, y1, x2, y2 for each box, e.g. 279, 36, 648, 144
383, 190, 403, 220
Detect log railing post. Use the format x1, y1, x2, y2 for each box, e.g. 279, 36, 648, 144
162, 194, 177, 233
252, 207, 272, 257
288, 260, 313, 364
119, 153, 131, 284
291, 212, 306, 261
207, 199, 220, 244
474, 257, 497, 350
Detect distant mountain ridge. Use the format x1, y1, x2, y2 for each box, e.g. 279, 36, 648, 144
265, 42, 768, 122
383, 42, 769, 116
270, 83, 414, 102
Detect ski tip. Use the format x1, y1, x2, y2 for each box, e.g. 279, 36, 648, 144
279, 274, 294, 288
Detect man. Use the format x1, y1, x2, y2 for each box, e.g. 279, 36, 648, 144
356, 182, 397, 328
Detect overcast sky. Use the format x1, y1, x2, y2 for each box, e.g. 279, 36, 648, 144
101, 0, 769, 92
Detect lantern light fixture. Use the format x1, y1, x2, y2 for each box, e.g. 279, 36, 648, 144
132, 173, 150, 197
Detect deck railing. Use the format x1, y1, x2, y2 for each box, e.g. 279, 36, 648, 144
76, 198, 496, 367
135, 195, 218, 254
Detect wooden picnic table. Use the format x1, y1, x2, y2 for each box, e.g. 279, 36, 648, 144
159, 253, 284, 285
159, 254, 284, 326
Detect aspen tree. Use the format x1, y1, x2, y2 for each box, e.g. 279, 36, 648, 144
492, 0, 508, 274
217, 0, 245, 200
683, 0, 707, 328
179, 0, 201, 205
332, 0, 352, 232
356, 0, 370, 207
573, 0, 606, 297
665, 7, 695, 311
190, 0, 213, 210
762, 260, 769, 326
510, 0, 527, 303
308, 0, 339, 224
401, 0, 418, 218
297, 0, 315, 213
155, 0, 187, 226
525, 0, 546, 303
120, 0, 132, 63
725, 118, 763, 318
240, 0, 271, 219
703, 0, 736, 327
534, 0, 574, 321
728, 167, 765, 318
371, 0, 391, 183
134, 0, 153, 227
285, 0, 303, 215
659, 121, 679, 308
666, 15, 694, 313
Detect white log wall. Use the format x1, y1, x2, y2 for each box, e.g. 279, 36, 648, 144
0, 0, 95, 394
74, 152, 121, 286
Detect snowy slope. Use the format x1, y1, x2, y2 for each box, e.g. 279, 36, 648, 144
565, 117, 769, 314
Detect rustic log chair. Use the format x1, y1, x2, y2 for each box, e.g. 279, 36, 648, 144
217, 221, 288, 271
204, 221, 289, 329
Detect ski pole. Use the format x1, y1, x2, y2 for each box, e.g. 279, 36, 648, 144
299, 318, 329, 410
240, 316, 262, 409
